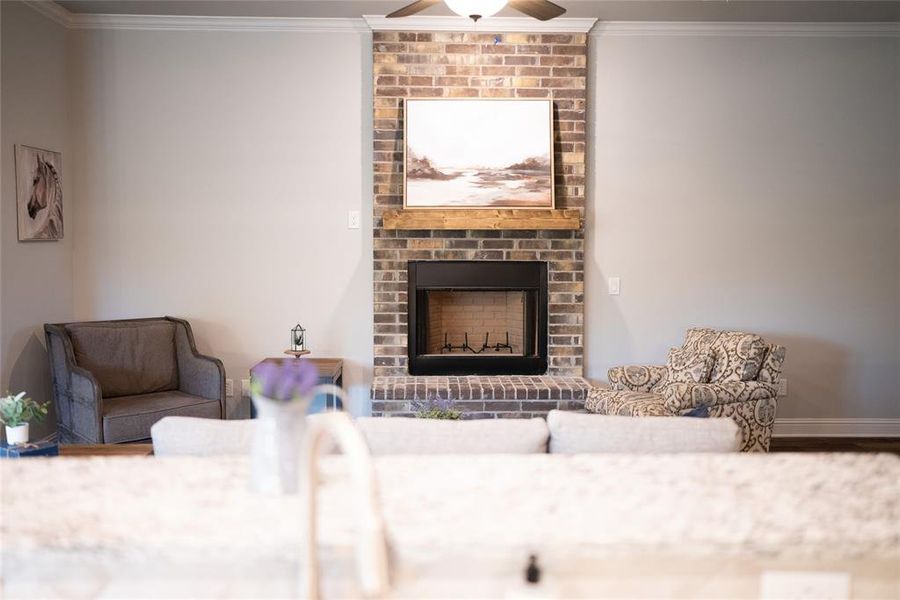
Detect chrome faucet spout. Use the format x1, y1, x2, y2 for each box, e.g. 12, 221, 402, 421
300, 406, 390, 599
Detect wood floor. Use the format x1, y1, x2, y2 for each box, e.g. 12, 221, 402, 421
770, 437, 900, 455
57, 439, 900, 457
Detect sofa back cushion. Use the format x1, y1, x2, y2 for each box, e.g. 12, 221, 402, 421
683, 328, 767, 383
546, 410, 742, 454
152, 416, 253, 457
67, 321, 178, 398
354, 417, 549, 455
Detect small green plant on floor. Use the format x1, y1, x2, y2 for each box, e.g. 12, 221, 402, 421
0, 392, 48, 428
412, 394, 461, 420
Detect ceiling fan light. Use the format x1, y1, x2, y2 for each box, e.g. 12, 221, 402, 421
445, 0, 508, 20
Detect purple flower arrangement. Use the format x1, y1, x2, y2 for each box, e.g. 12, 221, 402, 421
250, 359, 319, 402
412, 394, 461, 420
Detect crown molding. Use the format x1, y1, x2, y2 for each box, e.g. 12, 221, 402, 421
364, 15, 598, 33
23, 1, 369, 32
68, 14, 369, 32
592, 21, 900, 37
22, 0, 72, 27
774, 418, 900, 438
23, 3, 896, 36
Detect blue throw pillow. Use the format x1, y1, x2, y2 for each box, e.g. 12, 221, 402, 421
683, 406, 710, 418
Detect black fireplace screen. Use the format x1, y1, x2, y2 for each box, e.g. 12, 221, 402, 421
408, 261, 548, 375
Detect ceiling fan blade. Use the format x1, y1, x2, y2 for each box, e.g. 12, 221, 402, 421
386, 0, 442, 18
508, 0, 566, 20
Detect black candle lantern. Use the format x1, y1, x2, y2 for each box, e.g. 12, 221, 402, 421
291, 324, 306, 353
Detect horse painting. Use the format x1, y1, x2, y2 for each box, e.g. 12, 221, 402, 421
16, 145, 63, 241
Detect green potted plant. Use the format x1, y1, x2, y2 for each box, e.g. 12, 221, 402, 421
1, 392, 49, 445
412, 395, 461, 420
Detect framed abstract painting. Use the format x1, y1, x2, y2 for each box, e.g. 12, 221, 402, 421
404, 99, 554, 209
15, 144, 63, 241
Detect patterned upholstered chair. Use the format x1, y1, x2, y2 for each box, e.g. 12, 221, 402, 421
585, 328, 786, 452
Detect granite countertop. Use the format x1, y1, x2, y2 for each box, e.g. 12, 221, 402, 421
2, 453, 899, 598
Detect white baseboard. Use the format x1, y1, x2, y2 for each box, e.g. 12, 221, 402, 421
773, 418, 900, 438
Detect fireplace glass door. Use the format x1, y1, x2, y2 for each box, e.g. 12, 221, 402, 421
408, 261, 548, 375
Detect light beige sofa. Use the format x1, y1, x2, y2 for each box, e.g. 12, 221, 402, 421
151, 411, 742, 456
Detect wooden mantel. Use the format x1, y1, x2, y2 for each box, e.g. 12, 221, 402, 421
382, 209, 582, 231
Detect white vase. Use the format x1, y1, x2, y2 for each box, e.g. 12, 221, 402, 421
6, 423, 29, 445
250, 393, 312, 494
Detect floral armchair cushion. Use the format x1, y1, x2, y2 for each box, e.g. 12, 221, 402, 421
683, 328, 768, 383
757, 344, 786, 384
662, 381, 779, 413
666, 347, 714, 384
608, 365, 669, 393
584, 388, 671, 417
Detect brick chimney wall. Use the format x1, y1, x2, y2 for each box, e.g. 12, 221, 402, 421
372, 31, 587, 378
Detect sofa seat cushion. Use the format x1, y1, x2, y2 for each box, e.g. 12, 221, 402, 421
103, 391, 220, 443
584, 388, 672, 417
67, 321, 178, 398
683, 328, 768, 383
354, 417, 549, 455
546, 410, 742, 454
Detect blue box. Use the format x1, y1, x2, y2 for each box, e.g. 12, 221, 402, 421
0, 437, 59, 458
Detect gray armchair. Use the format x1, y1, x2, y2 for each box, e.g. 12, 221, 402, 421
45, 317, 225, 444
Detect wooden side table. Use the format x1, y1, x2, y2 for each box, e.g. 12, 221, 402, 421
249, 358, 344, 418
59, 444, 154, 457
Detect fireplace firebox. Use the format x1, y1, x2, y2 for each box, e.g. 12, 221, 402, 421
408, 261, 548, 375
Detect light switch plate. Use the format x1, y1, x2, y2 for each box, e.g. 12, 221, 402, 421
760, 570, 850, 600
225, 379, 234, 397
348, 210, 361, 229
608, 276, 621, 295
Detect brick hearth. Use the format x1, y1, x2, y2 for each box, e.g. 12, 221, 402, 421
371, 376, 592, 418
370, 30, 590, 417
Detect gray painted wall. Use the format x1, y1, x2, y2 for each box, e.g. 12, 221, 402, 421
2, 3, 897, 431
1, 1, 73, 439
586, 32, 900, 419
69, 26, 374, 417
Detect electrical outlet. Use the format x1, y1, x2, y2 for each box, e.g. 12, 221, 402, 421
241, 379, 251, 398
777, 378, 788, 397
608, 276, 621, 295
225, 379, 234, 397
760, 571, 850, 600
348, 210, 361, 229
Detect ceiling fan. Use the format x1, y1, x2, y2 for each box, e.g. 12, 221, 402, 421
387, 0, 566, 22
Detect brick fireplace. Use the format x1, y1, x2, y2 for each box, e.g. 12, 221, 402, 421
409, 260, 547, 375
371, 29, 590, 417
